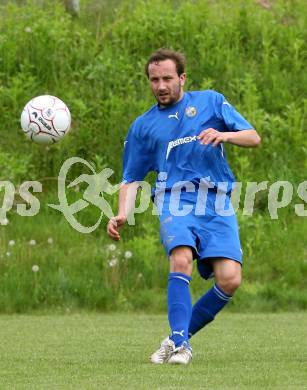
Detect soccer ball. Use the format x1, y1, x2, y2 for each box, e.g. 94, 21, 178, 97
20, 95, 71, 145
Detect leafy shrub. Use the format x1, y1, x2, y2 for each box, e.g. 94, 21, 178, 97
0, 0, 306, 312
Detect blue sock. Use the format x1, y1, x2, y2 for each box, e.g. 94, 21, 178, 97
188, 284, 232, 337
168, 272, 192, 347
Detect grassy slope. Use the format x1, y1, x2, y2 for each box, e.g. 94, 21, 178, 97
1, 202, 307, 312
0, 313, 306, 389
0, 0, 306, 312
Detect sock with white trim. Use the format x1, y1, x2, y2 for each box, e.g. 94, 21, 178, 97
188, 283, 232, 337
168, 272, 192, 347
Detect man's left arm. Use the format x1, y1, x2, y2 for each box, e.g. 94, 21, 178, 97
197, 128, 261, 148
198, 92, 261, 148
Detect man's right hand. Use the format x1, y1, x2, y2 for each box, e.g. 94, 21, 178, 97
107, 215, 127, 241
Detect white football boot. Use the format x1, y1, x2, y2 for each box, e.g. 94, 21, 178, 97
167, 343, 192, 365
150, 337, 175, 364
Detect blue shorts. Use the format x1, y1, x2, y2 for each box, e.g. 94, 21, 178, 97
158, 189, 243, 279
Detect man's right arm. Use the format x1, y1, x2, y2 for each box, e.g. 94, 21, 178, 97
107, 182, 139, 241
108, 118, 152, 240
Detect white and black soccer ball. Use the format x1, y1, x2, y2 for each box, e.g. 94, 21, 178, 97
20, 95, 71, 145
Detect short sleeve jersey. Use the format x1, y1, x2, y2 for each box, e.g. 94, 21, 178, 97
122, 90, 253, 192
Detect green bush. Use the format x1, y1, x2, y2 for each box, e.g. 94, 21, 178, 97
0, 0, 306, 312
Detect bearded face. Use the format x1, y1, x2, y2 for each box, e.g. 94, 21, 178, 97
148, 59, 186, 107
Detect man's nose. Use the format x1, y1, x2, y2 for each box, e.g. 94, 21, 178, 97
157, 81, 167, 91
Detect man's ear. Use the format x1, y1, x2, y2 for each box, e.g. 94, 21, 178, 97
180, 73, 186, 87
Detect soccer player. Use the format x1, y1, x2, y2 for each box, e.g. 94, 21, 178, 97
107, 49, 261, 365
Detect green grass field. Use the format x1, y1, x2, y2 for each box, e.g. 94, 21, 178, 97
0, 313, 306, 389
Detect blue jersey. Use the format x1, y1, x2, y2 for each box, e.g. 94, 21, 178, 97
122, 90, 253, 193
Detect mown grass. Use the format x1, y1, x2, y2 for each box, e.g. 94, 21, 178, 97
0, 312, 306, 389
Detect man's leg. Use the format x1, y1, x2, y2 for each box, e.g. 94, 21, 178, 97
150, 246, 193, 364
188, 258, 241, 337
168, 246, 193, 347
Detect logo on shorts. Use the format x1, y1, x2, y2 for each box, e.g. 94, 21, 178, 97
185, 106, 197, 117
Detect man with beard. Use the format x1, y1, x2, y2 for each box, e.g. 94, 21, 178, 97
107, 48, 261, 365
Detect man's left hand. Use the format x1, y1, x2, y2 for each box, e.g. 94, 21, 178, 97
197, 128, 228, 146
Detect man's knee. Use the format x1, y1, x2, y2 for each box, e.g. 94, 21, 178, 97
170, 246, 193, 275
212, 259, 242, 295
217, 272, 242, 295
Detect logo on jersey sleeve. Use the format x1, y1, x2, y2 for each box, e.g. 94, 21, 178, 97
185, 106, 197, 117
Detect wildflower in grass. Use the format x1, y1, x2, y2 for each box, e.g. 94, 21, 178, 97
108, 258, 118, 267
6, 252, 10, 257
29, 239, 36, 246
24, 27, 32, 33
124, 251, 132, 259
47, 237, 53, 244
8, 240, 15, 247
137, 273, 143, 279
1, 218, 9, 226
32, 265, 39, 272
108, 244, 116, 251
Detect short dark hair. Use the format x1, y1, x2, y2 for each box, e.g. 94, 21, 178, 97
145, 48, 186, 78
